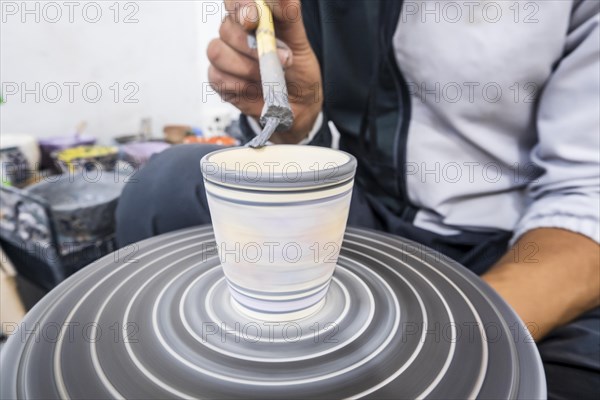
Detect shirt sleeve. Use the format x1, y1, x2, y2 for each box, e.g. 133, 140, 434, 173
511, 0, 600, 245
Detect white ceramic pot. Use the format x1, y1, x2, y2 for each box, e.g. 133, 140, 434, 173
201, 145, 357, 321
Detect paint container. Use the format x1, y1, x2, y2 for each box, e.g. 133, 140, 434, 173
53, 146, 118, 174
201, 145, 357, 321
38, 135, 96, 170
183, 136, 238, 146
119, 141, 171, 169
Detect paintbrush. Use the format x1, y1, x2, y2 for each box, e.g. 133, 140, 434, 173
247, 0, 294, 148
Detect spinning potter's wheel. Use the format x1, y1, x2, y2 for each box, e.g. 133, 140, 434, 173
1, 226, 545, 399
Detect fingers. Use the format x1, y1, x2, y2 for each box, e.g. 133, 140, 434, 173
223, 1, 302, 29
223, 0, 309, 54
239, 1, 260, 32
207, 65, 264, 118
212, 1, 307, 119
223, 0, 259, 31
207, 7, 296, 118
218, 15, 293, 67
218, 15, 258, 59
207, 38, 261, 81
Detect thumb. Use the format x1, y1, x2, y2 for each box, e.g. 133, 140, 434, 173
236, 1, 310, 54
233, 1, 259, 31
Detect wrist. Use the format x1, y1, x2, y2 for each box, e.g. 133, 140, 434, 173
270, 105, 322, 144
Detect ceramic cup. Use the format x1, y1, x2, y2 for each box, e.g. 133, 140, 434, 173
201, 145, 356, 321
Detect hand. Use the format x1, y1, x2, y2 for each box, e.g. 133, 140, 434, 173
482, 228, 600, 341
207, 0, 323, 143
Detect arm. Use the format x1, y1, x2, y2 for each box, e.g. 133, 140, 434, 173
482, 228, 600, 341
484, 1, 600, 341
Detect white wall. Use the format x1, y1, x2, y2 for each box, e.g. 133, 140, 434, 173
0, 0, 238, 142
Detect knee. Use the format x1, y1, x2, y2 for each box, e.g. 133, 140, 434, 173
121, 143, 222, 202
116, 144, 223, 247
146, 143, 223, 173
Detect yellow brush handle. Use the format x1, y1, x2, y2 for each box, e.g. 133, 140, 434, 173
255, 0, 277, 57
248, 0, 294, 147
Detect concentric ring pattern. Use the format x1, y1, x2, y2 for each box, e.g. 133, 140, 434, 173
0, 226, 545, 399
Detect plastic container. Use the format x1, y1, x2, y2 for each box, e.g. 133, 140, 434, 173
38, 135, 96, 170
53, 145, 118, 174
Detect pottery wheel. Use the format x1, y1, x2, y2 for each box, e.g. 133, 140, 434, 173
1, 226, 545, 399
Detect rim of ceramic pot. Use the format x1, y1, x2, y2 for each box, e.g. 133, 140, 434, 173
200, 145, 357, 190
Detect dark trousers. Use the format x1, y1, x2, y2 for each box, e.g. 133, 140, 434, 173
116, 144, 600, 399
